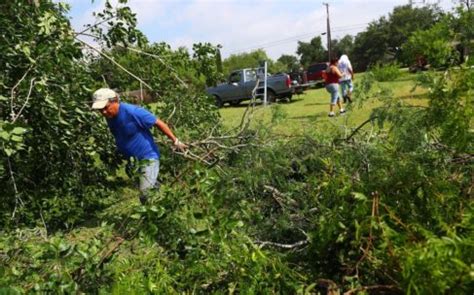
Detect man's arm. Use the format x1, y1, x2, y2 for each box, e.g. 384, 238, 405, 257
349, 65, 354, 80
154, 119, 187, 151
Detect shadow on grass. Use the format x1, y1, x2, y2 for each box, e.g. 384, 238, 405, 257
396, 93, 427, 100
305, 102, 328, 106
290, 112, 327, 121
394, 73, 420, 82
220, 98, 302, 109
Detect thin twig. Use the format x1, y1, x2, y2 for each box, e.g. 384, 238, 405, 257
255, 238, 309, 249
12, 78, 36, 123
6, 146, 23, 220
166, 105, 176, 122
10, 66, 33, 120
75, 38, 153, 90
118, 45, 189, 89
74, 16, 116, 37
336, 116, 378, 143
39, 209, 48, 240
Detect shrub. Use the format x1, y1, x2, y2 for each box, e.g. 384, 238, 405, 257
369, 62, 401, 81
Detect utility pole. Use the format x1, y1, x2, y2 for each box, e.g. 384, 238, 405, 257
323, 3, 331, 61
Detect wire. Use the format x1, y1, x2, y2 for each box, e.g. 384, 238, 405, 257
227, 22, 369, 54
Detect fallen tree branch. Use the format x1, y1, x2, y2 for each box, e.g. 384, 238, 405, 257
255, 238, 309, 250
97, 236, 125, 269
263, 185, 298, 208
317, 279, 340, 295
335, 116, 378, 143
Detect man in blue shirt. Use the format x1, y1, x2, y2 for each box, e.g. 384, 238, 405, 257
92, 88, 187, 204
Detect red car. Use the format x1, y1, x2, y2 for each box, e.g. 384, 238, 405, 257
305, 62, 328, 83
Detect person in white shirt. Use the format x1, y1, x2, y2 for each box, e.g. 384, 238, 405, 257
338, 54, 354, 104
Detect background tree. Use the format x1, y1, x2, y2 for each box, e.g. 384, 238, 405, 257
277, 54, 299, 72
450, 6, 474, 61
296, 36, 326, 67
402, 20, 456, 68
387, 5, 444, 60
331, 35, 354, 58
222, 49, 280, 75
192, 42, 224, 87
456, 0, 472, 10
351, 19, 390, 71
403, 5, 473, 67
351, 5, 443, 71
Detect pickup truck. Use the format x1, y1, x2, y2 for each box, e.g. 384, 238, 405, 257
306, 62, 328, 84
206, 69, 293, 107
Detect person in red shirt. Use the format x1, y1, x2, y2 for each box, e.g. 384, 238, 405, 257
324, 58, 346, 117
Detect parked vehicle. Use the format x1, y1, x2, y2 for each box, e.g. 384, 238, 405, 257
207, 69, 292, 107
305, 62, 328, 84
409, 55, 429, 73
289, 70, 306, 95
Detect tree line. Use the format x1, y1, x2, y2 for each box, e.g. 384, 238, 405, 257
222, 4, 473, 74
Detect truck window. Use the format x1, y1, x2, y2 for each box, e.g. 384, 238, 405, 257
229, 72, 241, 83
244, 70, 257, 82
308, 63, 327, 73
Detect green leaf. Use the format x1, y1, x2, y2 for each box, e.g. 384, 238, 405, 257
0, 131, 9, 140
11, 135, 23, 142
4, 148, 13, 156
12, 127, 26, 135
352, 192, 367, 201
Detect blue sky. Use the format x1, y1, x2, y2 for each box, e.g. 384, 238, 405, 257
63, 0, 456, 59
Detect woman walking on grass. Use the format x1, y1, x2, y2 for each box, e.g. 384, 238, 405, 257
324, 58, 345, 117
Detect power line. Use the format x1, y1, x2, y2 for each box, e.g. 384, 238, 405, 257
226, 22, 369, 54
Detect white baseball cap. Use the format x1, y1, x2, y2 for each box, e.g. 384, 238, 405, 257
92, 88, 117, 109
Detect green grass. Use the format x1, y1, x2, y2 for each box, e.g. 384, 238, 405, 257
219, 71, 429, 136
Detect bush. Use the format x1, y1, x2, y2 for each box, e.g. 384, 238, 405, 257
369, 62, 401, 81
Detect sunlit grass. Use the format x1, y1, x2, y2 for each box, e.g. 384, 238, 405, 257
219, 71, 429, 136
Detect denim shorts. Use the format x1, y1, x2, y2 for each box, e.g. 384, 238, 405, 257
139, 158, 160, 193
340, 79, 353, 96
326, 83, 340, 105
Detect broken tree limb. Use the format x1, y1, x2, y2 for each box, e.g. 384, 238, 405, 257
255, 238, 309, 250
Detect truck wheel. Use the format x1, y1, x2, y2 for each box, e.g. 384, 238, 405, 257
230, 100, 241, 107
215, 96, 223, 108
266, 90, 276, 103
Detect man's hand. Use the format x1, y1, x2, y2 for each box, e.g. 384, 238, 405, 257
173, 138, 188, 152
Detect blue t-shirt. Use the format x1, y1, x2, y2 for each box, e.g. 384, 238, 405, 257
107, 103, 160, 160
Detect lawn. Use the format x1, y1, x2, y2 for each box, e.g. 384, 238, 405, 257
219, 71, 429, 136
